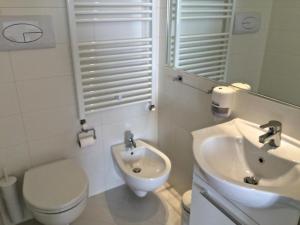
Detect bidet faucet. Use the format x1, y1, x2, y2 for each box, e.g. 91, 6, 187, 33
259, 120, 282, 147
124, 130, 137, 150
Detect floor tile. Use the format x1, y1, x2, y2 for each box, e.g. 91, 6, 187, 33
20, 184, 182, 225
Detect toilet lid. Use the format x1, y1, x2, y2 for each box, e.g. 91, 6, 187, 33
23, 159, 88, 213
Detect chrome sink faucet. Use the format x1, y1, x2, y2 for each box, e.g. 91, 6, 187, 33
259, 120, 282, 147
124, 130, 137, 150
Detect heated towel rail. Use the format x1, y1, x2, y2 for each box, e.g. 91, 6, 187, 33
67, 0, 156, 119
169, 0, 235, 81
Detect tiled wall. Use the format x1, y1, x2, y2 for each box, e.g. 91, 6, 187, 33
227, 0, 273, 91
0, 0, 157, 203
259, 0, 300, 106
158, 67, 217, 194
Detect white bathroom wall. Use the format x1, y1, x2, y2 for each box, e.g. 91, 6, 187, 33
227, 0, 273, 91
0, 0, 157, 199
259, 0, 300, 106
158, 67, 218, 194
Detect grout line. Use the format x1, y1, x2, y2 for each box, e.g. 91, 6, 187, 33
20, 103, 77, 119
0, 6, 66, 9
7, 50, 34, 169
8, 49, 76, 168
14, 73, 72, 82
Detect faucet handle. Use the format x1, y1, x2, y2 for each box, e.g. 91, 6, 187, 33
260, 120, 282, 132
125, 130, 134, 138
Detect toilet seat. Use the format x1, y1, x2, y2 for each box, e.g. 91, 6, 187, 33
28, 191, 88, 214
23, 159, 89, 214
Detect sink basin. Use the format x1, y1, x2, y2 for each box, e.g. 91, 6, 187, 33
192, 118, 300, 209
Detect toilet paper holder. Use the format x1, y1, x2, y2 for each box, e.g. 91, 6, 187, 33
77, 120, 96, 147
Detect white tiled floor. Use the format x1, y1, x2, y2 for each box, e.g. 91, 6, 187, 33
20, 184, 182, 225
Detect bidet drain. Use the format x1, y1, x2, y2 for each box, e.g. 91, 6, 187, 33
132, 168, 142, 173
244, 176, 259, 185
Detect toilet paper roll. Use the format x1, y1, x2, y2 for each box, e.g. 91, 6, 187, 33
79, 136, 96, 148
0, 176, 23, 224
212, 86, 236, 107
231, 82, 251, 91
211, 86, 236, 118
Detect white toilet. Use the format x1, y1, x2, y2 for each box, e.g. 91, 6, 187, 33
112, 140, 171, 197
23, 159, 89, 225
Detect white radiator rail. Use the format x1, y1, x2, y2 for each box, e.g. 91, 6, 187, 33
74, 2, 153, 7
76, 18, 152, 23
75, 10, 153, 15
83, 82, 152, 98
81, 64, 153, 77
67, 0, 155, 118
170, 0, 235, 81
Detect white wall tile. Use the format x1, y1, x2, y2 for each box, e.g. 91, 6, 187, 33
158, 69, 217, 194
0, 52, 14, 83
0, 83, 20, 117
0, 115, 26, 148
269, 8, 300, 31
16, 76, 75, 113
227, 3, 273, 92
230, 32, 269, 54
73, 126, 106, 196
227, 52, 265, 91
100, 103, 150, 126
0, 0, 65, 8
170, 127, 193, 194
22, 106, 78, 141
28, 133, 77, 167
0, 143, 31, 177
235, 0, 273, 9
259, 3, 300, 106
74, 147, 107, 196
265, 30, 300, 55
273, 0, 300, 9
102, 122, 127, 190
10, 44, 72, 80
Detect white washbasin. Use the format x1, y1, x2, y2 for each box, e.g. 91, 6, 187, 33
192, 118, 300, 209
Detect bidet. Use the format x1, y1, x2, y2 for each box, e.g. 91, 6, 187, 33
112, 140, 171, 197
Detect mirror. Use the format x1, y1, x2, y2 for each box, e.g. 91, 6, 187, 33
166, 0, 300, 107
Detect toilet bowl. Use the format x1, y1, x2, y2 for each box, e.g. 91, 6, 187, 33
112, 140, 171, 197
23, 159, 89, 225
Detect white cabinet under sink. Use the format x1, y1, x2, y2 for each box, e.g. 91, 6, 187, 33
190, 168, 259, 225
190, 183, 236, 225
190, 167, 300, 225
